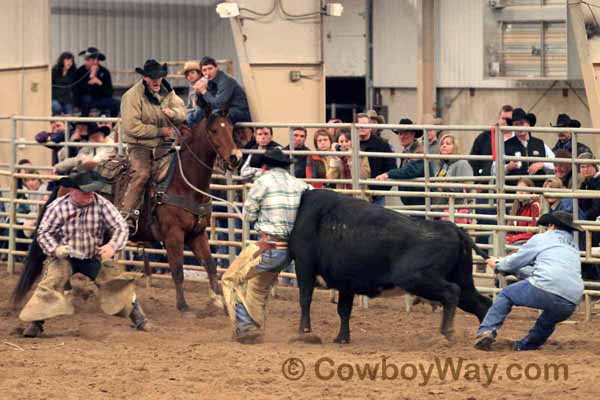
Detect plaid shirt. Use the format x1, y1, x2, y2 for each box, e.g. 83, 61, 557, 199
37, 193, 128, 259
243, 168, 311, 239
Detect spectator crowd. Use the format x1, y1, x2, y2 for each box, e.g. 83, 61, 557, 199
4, 47, 598, 282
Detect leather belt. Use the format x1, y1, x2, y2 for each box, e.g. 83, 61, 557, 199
260, 233, 288, 249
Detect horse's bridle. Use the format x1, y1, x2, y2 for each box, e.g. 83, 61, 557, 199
172, 118, 236, 173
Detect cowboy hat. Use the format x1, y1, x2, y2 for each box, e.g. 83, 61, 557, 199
537, 211, 583, 232
366, 109, 385, 124
393, 118, 424, 138
249, 147, 295, 169
58, 170, 106, 193
135, 59, 168, 79
88, 124, 111, 138
553, 114, 573, 128
178, 61, 201, 76
508, 108, 528, 125
78, 47, 106, 61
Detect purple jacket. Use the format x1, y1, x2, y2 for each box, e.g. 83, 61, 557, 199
35, 130, 66, 165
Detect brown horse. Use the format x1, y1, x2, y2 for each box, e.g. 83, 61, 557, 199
148, 109, 241, 312
12, 107, 242, 314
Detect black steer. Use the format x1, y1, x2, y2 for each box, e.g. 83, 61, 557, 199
289, 190, 492, 344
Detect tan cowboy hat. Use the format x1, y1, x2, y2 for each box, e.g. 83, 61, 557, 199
421, 113, 443, 125
366, 109, 385, 124
178, 61, 201, 76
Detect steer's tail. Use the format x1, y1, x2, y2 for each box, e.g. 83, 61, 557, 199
452, 227, 493, 322
456, 227, 489, 261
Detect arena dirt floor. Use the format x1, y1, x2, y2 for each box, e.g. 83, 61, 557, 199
1, 269, 600, 400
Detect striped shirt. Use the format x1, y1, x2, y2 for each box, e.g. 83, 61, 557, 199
37, 193, 129, 259
243, 167, 311, 239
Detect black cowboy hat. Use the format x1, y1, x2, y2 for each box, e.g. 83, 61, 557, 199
508, 108, 528, 125
135, 59, 168, 79
78, 47, 106, 61
249, 147, 294, 169
88, 124, 110, 137
393, 118, 424, 138
58, 170, 106, 193
537, 211, 583, 232
553, 113, 573, 128
526, 112, 537, 127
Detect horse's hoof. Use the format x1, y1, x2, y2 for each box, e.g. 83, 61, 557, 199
333, 336, 350, 344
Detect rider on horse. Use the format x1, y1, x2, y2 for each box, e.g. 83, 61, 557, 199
119, 59, 186, 233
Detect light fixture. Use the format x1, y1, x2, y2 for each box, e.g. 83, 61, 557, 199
216, 2, 240, 18
325, 3, 343, 17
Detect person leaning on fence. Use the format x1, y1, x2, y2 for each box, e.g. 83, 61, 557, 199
387, 119, 429, 206
179, 61, 201, 108
542, 177, 584, 219
335, 128, 371, 194
357, 113, 396, 206
502, 108, 555, 185
306, 129, 342, 189
188, 56, 251, 127
119, 59, 186, 232
283, 127, 310, 179
431, 134, 474, 222
577, 152, 600, 222
552, 114, 592, 157
222, 147, 311, 344
239, 126, 281, 181
506, 178, 540, 246
552, 149, 574, 189
475, 211, 584, 351
469, 104, 513, 177
18, 171, 151, 338
54, 123, 116, 174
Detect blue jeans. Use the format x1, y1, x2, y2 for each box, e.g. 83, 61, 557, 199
236, 248, 291, 329
79, 94, 120, 117
52, 100, 74, 116
478, 280, 577, 350
187, 106, 251, 127
372, 196, 385, 207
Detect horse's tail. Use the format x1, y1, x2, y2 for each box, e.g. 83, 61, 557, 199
11, 184, 59, 305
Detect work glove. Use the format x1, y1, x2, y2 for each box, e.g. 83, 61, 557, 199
55, 245, 72, 259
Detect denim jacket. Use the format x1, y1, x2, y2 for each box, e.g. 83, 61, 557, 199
496, 229, 584, 304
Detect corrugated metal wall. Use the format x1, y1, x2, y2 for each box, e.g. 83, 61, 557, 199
51, 0, 238, 86
435, 0, 513, 88
374, 0, 516, 89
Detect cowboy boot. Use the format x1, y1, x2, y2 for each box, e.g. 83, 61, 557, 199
23, 320, 44, 338
129, 300, 151, 332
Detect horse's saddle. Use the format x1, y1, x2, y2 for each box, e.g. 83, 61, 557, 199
96, 145, 211, 232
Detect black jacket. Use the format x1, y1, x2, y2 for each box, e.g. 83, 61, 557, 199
469, 130, 493, 177
580, 174, 600, 221
74, 65, 114, 106
51, 65, 77, 105
202, 70, 249, 111
552, 139, 592, 157
284, 144, 309, 178
360, 135, 397, 191
504, 135, 547, 179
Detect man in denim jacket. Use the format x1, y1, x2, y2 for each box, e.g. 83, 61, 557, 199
475, 211, 584, 351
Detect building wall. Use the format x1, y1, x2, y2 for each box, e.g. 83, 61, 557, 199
0, 0, 52, 183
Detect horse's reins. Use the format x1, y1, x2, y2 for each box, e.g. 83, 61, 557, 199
164, 116, 244, 219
